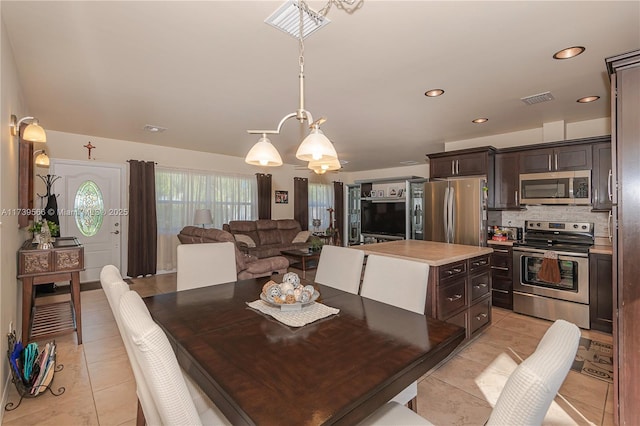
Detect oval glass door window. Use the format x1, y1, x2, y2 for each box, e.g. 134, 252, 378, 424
74, 180, 104, 236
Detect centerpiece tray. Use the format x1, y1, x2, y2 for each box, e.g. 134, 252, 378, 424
259, 291, 319, 312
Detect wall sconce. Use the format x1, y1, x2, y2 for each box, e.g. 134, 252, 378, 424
10, 114, 47, 143
34, 150, 50, 167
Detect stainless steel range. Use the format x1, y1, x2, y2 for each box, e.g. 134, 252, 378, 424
513, 220, 594, 329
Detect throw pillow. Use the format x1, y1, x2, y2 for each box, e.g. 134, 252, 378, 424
235, 234, 256, 248
292, 230, 311, 244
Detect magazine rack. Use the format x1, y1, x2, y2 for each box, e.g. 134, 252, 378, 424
5, 331, 65, 411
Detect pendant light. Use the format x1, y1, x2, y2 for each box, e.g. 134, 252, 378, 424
245, 0, 344, 166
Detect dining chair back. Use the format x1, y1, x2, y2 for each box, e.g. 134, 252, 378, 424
487, 319, 581, 425
177, 242, 237, 291
360, 254, 430, 411
314, 245, 365, 294
360, 254, 430, 314
100, 265, 163, 426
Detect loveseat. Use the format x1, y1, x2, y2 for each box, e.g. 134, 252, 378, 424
223, 219, 311, 259
177, 226, 289, 280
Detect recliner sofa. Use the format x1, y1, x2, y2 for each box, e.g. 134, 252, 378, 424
177, 226, 289, 280
223, 219, 310, 259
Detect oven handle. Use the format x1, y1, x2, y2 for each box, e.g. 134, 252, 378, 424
512, 247, 589, 258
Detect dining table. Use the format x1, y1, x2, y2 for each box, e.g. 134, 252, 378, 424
144, 277, 465, 425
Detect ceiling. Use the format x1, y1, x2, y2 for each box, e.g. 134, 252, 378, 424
2, 1, 639, 172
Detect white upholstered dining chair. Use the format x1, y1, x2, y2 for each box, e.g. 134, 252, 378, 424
314, 245, 365, 294
360, 254, 430, 411
100, 265, 229, 426
360, 319, 580, 426
118, 289, 230, 426
486, 319, 581, 425
176, 242, 237, 291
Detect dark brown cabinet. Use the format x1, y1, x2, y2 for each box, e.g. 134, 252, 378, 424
488, 243, 513, 309
589, 253, 612, 333
520, 144, 592, 173
430, 254, 492, 340
493, 152, 520, 209
592, 141, 613, 211
606, 49, 640, 423
428, 147, 494, 179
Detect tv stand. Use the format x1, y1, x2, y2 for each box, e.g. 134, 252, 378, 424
361, 233, 405, 244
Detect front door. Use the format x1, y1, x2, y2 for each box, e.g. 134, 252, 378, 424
51, 160, 125, 282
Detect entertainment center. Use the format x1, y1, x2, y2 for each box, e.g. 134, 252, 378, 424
345, 176, 423, 245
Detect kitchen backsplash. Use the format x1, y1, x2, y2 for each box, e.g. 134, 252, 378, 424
488, 206, 610, 238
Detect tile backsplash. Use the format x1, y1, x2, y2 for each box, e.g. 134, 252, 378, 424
488, 206, 610, 238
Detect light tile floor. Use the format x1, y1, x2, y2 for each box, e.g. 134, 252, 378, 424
2, 270, 613, 425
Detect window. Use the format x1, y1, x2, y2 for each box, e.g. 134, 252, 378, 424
155, 167, 257, 270
308, 182, 334, 232
74, 180, 104, 237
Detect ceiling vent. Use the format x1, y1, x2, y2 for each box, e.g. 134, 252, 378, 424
521, 91, 555, 105
265, 0, 331, 40
143, 124, 167, 133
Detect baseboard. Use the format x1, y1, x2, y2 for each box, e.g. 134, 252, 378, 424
1, 371, 11, 423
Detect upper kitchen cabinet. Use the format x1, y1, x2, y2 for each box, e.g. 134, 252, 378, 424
427, 147, 495, 179
592, 140, 613, 211
520, 143, 592, 173
492, 152, 520, 209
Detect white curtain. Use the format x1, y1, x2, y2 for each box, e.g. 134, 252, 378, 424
308, 182, 334, 232
155, 167, 257, 271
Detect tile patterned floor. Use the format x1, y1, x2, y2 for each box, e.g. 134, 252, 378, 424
2, 269, 614, 425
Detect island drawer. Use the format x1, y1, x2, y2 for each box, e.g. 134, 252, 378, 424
469, 254, 491, 272
470, 297, 491, 334
438, 261, 467, 281
437, 279, 466, 318
470, 272, 490, 301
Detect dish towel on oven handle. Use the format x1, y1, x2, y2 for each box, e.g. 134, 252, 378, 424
537, 250, 561, 284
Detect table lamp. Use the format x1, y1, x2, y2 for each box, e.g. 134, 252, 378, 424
194, 209, 213, 228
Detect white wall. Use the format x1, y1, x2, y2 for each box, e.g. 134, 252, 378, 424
0, 15, 32, 417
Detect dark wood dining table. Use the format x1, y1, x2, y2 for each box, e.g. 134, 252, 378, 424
144, 277, 465, 425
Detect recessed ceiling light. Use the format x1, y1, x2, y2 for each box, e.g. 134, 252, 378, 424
472, 118, 488, 124
143, 124, 167, 133
553, 46, 585, 60
577, 96, 600, 103
425, 89, 444, 97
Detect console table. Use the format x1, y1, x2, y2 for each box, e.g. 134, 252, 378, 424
17, 237, 84, 344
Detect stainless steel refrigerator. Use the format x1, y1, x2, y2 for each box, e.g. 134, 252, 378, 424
418, 177, 488, 246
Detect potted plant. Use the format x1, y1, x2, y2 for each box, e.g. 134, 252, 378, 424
309, 236, 323, 252
28, 220, 59, 241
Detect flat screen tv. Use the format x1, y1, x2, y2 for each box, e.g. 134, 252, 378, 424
361, 200, 406, 237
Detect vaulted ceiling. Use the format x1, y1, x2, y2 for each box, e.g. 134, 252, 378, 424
2, 1, 638, 171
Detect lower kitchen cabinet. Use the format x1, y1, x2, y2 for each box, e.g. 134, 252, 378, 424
488, 243, 513, 310
589, 253, 613, 333
429, 254, 492, 340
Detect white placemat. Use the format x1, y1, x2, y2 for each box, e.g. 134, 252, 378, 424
246, 300, 339, 327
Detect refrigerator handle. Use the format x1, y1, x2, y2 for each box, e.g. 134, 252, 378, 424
443, 186, 450, 240
448, 187, 455, 242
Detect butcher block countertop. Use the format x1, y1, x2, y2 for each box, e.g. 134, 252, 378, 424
353, 240, 493, 267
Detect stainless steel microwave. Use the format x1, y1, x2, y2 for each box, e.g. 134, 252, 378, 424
519, 170, 591, 205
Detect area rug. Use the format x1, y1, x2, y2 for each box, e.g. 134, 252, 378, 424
571, 337, 613, 383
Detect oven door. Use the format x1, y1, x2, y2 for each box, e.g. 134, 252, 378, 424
513, 247, 589, 304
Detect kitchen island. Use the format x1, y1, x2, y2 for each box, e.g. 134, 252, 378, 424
354, 240, 494, 340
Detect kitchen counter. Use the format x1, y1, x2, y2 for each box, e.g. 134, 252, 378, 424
353, 240, 493, 266
590, 245, 613, 255
487, 240, 516, 247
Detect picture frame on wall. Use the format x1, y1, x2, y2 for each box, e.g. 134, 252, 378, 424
275, 190, 288, 204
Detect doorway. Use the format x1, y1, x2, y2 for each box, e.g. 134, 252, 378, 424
50, 160, 126, 282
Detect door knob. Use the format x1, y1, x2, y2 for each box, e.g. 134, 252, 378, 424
111, 230, 120, 235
